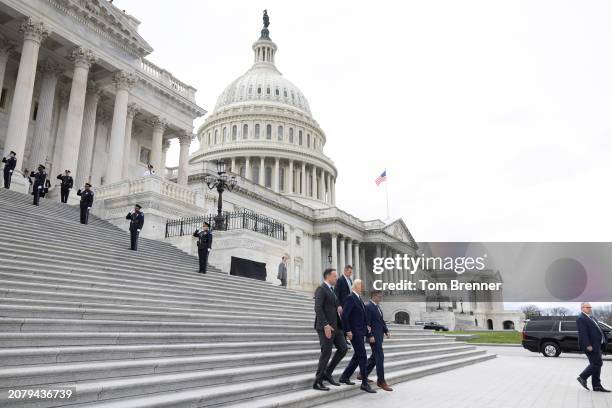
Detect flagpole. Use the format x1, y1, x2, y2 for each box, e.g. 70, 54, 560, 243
385, 169, 390, 221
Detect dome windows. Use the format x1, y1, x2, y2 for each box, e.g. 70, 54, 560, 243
255, 124, 260, 139
232, 125, 237, 141
222, 127, 228, 142
278, 125, 283, 141
275, 88, 280, 96
266, 87, 271, 95
289, 127, 294, 143
298, 130, 303, 145
243, 124, 249, 139
266, 124, 272, 139
307, 133, 311, 147
214, 129, 218, 144
257, 86, 262, 94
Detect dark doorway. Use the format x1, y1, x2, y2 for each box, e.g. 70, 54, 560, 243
487, 319, 494, 330
503, 320, 515, 330
395, 311, 410, 325
230, 256, 267, 281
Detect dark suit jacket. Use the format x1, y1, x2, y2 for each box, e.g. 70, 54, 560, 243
366, 301, 388, 341
77, 189, 94, 207
126, 212, 145, 231
341, 292, 370, 337
314, 283, 341, 331
577, 312, 608, 352
336, 274, 352, 307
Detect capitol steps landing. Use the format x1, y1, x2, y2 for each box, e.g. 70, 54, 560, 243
0, 188, 495, 408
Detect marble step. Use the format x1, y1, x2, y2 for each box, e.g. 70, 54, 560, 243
0, 350, 489, 407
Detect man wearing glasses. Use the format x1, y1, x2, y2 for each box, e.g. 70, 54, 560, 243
577, 302, 610, 392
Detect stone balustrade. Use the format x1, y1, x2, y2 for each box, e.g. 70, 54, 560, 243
94, 175, 200, 206
139, 58, 196, 102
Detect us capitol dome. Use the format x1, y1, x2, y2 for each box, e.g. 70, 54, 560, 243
190, 11, 337, 209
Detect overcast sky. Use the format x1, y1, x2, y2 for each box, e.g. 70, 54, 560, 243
113, 0, 612, 243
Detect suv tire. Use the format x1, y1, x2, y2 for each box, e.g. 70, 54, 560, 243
541, 341, 561, 357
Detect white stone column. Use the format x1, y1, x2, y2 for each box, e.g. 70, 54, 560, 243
245, 156, 251, 180
75, 82, 101, 187
301, 162, 306, 196
161, 139, 171, 178
331, 177, 336, 205
231, 157, 236, 174
325, 172, 331, 203
339, 236, 346, 271
314, 234, 322, 282
122, 103, 138, 179
107, 71, 136, 183
0, 37, 14, 104
353, 241, 360, 280
331, 233, 338, 272
149, 116, 167, 173
273, 157, 280, 192
177, 132, 192, 185
29, 60, 62, 170
49, 87, 69, 178
259, 156, 265, 186
288, 159, 294, 193
346, 237, 353, 268
59, 47, 96, 178
312, 166, 318, 199
3, 18, 50, 162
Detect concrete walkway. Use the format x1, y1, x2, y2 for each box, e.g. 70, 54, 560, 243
325, 346, 612, 408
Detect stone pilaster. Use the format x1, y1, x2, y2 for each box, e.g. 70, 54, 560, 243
161, 139, 171, 178
330, 233, 338, 272
245, 156, 251, 180
273, 157, 280, 192
107, 70, 137, 183
353, 241, 360, 281
301, 162, 306, 196
75, 82, 102, 187
149, 116, 167, 173
288, 159, 294, 193
122, 103, 139, 178
3, 18, 50, 166
259, 156, 264, 186
29, 60, 63, 170
177, 132, 192, 185
339, 236, 346, 271
312, 166, 318, 199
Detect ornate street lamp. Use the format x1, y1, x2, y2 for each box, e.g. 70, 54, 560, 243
204, 160, 238, 230
327, 253, 333, 264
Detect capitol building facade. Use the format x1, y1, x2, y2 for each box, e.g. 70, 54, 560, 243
0, 0, 521, 330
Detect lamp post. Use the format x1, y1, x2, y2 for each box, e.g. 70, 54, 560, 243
459, 296, 465, 314
204, 160, 237, 230
327, 253, 332, 264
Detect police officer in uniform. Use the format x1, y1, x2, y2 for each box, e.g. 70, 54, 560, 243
126, 204, 144, 250
30, 165, 47, 206
76, 183, 94, 224
1, 151, 16, 189
193, 222, 213, 273
56, 170, 74, 203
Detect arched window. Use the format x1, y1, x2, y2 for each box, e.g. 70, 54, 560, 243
257, 86, 262, 94
298, 130, 303, 145
232, 125, 237, 140
248, 85, 253, 94
255, 124, 260, 139
307, 133, 311, 147
275, 88, 280, 96
265, 166, 272, 188
289, 128, 294, 143
283, 89, 288, 97
278, 126, 283, 141
242, 124, 248, 139
207, 132, 211, 145
214, 129, 218, 144
222, 127, 227, 142
266, 124, 272, 140
266, 87, 271, 95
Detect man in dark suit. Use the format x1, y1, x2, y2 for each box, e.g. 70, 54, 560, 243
77, 183, 94, 224
56, 170, 73, 203
313, 268, 347, 391
193, 222, 213, 273
364, 290, 393, 391
577, 302, 610, 392
2, 151, 16, 189
126, 204, 145, 250
339, 279, 376, 393
336, 265, 353, 310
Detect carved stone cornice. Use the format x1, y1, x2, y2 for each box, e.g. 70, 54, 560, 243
177, 132, 194, 146
69, 46, 97, 69
37, 59, 64, 78
150, 116, 168, 132
113, 70, 137, 91
19, 17, 51, 44
127, 103, 140, 120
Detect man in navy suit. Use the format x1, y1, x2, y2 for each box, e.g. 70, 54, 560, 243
336, 265, 353, 310
364, 290, 393, 391
577, 302, 610, 392
339, 279, 376, 393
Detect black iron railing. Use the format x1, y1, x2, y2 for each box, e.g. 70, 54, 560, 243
165, 209, 286, 240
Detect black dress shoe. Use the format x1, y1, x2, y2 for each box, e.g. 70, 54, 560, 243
593, 386, 611, 392
324, 374, 340, 386
577, 377, 589, 390
339, 377, 356, 385
312, 381, 330, 391
360, 384, 377, 393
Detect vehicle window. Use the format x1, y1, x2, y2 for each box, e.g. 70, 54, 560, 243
560, 322, 577, 331
525, 321, 556, 331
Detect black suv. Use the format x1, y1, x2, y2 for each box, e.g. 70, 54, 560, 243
415, 321, 449, 331
522, 319, 612, 357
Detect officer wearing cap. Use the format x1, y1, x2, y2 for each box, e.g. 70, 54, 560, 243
193, 222, 213, 273
56, 170, 74, 203
126, 204, 145, 250
30, 165, 47, 206
1, 151, 16, 189
76, 183, 94, 224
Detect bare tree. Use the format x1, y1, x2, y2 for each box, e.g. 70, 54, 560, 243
521, 304, 542, 319
546, 307, 571, 317
593, 304, 612, 325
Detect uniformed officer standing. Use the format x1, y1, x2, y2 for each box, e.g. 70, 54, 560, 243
193, 222, 213, 274
30, 165, 47, 206
56, 170, 74, 203
126, 204, 144, 250
76, 183, 94, 224
2, 151, 17, 189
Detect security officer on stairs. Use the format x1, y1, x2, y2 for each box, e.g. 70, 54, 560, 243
126, 204, 145, 250
193, 222, 213, 273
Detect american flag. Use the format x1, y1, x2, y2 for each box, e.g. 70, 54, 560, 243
375, 170, 387, 186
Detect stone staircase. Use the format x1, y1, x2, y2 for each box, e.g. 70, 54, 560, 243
0, 188, 495, 407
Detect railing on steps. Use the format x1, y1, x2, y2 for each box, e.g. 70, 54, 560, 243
165, 209, 286, 241
94, 176, 201, 207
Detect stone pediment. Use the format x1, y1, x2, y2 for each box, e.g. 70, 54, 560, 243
383, 218, 417, 248
55, 0, 153, 56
